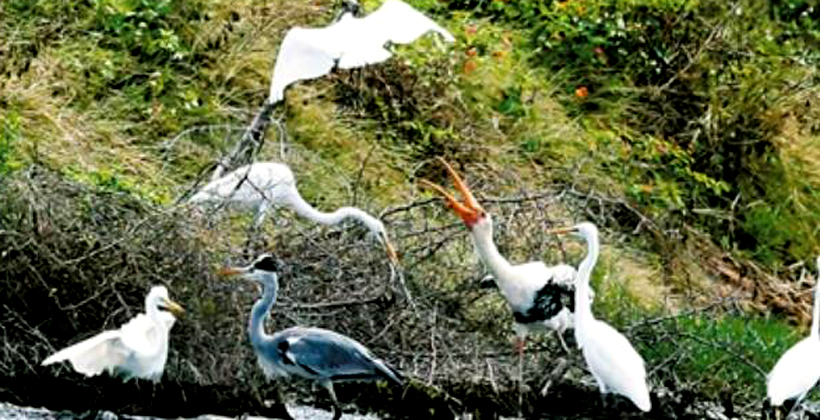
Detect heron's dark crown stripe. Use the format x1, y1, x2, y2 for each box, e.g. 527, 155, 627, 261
254, 256, 278, 272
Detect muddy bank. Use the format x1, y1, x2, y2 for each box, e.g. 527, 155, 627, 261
0, 372, 744, 420
0, 402, 382, 420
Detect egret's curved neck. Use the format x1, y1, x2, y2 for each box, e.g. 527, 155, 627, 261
249, 276, 278, 348
470, 220, 516, 289
285, 191, 375, 231
144, 298, 168, 351
574, 231, 599, 328
812, 258, 820, 339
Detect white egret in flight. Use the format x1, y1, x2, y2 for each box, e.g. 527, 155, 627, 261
549, 222, 651, 412
219, 254, 404, 420
421, 158, 590, 354
766, 255, 820, 419
189, 161, 399, 264
268, 0, 455, 104
41, 286, 184, 382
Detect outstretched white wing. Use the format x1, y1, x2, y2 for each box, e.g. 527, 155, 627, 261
41, 330, 127, 377
269, 27, 341, 103
42, 313, 175, 378
338, 0, 454, 69
119, 312, 174, 356
268, 0, 454, 102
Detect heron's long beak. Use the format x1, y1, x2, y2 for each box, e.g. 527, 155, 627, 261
546, 227, 576, 235
217, 266, 248, 277
161, 298, 185, 317
420, 157, 485, 226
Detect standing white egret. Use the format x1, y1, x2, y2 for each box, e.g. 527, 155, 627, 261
218, 254, 404, 420
189, 161, 399, 264
421, 158, 590, 353
268, 0, 455, 104
766, 256, 820, 419
549, 222, 651, 412
41, 286, 184, 382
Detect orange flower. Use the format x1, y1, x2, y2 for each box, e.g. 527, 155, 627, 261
492, 50, 506, 58
463, 60, 478, 74
466, 48, 478, 57
575, 86, 589, 98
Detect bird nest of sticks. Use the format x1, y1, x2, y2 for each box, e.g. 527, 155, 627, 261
0, 162, 792, 419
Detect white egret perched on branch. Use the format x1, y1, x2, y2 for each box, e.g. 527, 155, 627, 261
268, 0, 455, 104
189, 161, 399, 264
549, 222, 651, 412
219, 254, 404, 420
41, 286, 184, 382
420, 158, 590, 354
766, 256, 820, 419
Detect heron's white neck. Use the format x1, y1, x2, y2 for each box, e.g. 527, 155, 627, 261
812, 256, 820, 339
285, 191, 377, 232
470, 218, 517, 293
249, 275, 278, 349
574, 230, 599, 331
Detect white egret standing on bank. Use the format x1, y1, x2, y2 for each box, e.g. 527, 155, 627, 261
549, 222, 651, 412
41, 286, 184, 382
766, 256, 820, 419
219, 254, 404, 420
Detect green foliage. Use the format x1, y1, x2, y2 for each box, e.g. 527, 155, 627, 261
92, 0, 200, 62
641, 314, 796, 399
0, 110, 22, 176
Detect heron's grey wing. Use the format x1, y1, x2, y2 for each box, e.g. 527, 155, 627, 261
269, 27, 342, 103
41, 330, 128, 377
281, 328, 401, 383
362, 0, 454, 45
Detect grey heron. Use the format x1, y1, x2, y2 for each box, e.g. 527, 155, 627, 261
219, 254, 404, 420
766, 256, 820, 419
41, 285, 184, 382
268, 0, 455, 104
549, 222, 651, 412
420, 158, 592, 354
189, 162, 399, 264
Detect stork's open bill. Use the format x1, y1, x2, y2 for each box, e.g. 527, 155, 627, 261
219, 254, 404, 420
421, 157, 589, 355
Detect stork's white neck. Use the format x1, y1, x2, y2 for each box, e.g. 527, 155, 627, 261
469, 217, 518, 296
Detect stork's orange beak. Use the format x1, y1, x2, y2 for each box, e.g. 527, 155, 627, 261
546, 227, 576, 235
420, 157, 486, 227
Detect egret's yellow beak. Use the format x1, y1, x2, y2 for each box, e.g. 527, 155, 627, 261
382, 234, 400, 265
420, 157, 485, 227
162, 298, 185, 317
546, 227, 576, 235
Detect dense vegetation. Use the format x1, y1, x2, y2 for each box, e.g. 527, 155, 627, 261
1, 0, 818, 417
